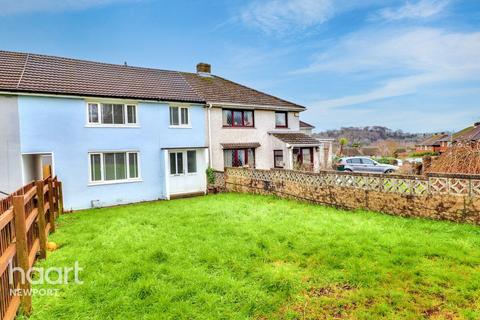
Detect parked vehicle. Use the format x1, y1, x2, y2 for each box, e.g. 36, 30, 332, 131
335, 157, 399, 174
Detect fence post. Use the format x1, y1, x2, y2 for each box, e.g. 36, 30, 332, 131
35, 181, 47, 259
47, 178, 56, 233
57, 181, 64, 215
13, 196, 32, 316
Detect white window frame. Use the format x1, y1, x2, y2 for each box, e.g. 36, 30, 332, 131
169, 149, 197, 176
85, 102, 139, 127
169, 105, 191, 128
88, 151, 142, 185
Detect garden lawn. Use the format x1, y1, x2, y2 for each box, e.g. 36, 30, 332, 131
24, 193, 480, 319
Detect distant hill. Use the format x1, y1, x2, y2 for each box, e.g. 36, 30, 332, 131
313, 126, 428, 146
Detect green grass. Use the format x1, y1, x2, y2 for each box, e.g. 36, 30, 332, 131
24, 193, 480, 319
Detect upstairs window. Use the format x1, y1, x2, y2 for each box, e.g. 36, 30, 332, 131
275, 112, 288, 128
87, 103, 137, 126
222, 109, 254, 127
170, 106, 189, 127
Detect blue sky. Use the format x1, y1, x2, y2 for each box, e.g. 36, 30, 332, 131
1, 0, 479, 132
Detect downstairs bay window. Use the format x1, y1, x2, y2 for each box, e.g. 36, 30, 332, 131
224, 149, 255, 168
89, 152, 140, 184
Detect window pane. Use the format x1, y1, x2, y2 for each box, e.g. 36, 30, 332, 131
187, 150, 197, 173
102, 104, 113, 124
181, 108, 188, 125
115, 153, 126, 180
233, 111, 243, 126
177, 152, 184, 174
274, 150, 283, 168
170, 107, 179, 125
361, 158, 374, 165
275, 112, 287, 127
127, 105, 136, 124
104, 153, 115, 180
90, 154, 101, 181
224, 150, 233, 167
170, 153, 177, 174
244, 111, 253, 126
223, 110, 232, 126
235, 150, 245, 167
247, 149, 254, 167
88, 104, 99, 123
302, 148, 312, 164
128, 153, 138, 178
113, 104, 124, 124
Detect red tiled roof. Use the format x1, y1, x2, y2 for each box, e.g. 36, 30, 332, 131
417, 134, 449, 146
0, 50, 305, 110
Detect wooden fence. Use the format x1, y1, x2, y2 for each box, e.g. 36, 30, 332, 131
0, 177, 63, 320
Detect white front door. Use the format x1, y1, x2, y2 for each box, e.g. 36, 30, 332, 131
167, 149, 207, 196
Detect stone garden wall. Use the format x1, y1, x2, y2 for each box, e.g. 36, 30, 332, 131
220, 168, 480, 225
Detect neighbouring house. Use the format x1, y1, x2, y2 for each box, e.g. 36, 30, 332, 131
415, 133, 449, 153
300, 120, 315, 136
451, 121, 480, 144
0, 50, 320, 209
182, 64, 325, 173
299, 121, 334, 169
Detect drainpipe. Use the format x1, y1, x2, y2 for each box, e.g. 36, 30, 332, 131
207, 103, 213, 167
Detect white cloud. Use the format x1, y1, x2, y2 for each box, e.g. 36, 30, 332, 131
378, 0, 450, 21
0, 0, 137, 15
240, 0, 334, 34
298, 28, 480, 109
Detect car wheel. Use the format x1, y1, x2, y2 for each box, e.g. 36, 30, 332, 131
385, 169, 394, 174
344, 169, 353, 173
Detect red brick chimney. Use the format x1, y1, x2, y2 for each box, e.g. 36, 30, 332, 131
196, 63, 211, 75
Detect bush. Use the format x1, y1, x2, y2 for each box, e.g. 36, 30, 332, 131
409, 151, 439, 157
206, 167, 215, 185
374, 157, 396, 165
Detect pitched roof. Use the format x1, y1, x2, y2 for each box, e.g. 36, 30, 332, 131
299, 120, 315, 129
181, 72, 305, 111
453, 123, 480, 141
0, 50, 305, 110
0, 51, 202, 102
271, 132, 320, 146
417, 133, 449, 146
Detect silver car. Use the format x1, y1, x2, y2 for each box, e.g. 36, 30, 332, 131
336, 157, 398, 174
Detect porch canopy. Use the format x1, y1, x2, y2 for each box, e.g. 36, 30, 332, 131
221, 142, 261, 149
271, 132, 320, 147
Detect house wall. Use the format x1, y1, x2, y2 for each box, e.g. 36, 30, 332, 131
300, 127, 312, 136
18, 95, 206, 210
0, 95, 23, 194
208, 108, 300, 171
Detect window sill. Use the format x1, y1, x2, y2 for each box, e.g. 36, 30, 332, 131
222, 126, 256, 129
169, 125, 192, 129
275, 126, 289, 129
170, 172, 198, 177
88, 179, 143, 186
85, 124, 140, 128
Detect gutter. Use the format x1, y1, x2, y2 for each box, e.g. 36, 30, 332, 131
207, 103, 213, 167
